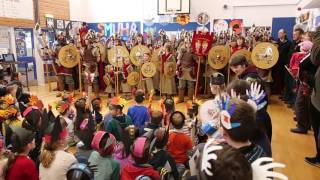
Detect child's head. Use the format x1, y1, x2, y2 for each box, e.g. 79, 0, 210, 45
164, 97, 175, 112
226, 79, 250, 100
153, 127, 169, 149
220, 98, 256, 144
230, 55, 248, 76
11, 127, 35, 154
170, 111, 186, 129
91, 131, 116, 157
66, 163, 94, 180
143, 52, 151, 62
40, 116, 69, 168
187, 102, 199, 118
199, 145, 252, 180
299, 40, 313, 53
210, 72, 225, 95
150, 110, 163, 126
124, 57, 131, 65
121, 125, 139, 158
131, 136, 154, 164
91, 97, 102, 112
134, 90, 145, 104
109, 97, 126, 116
236, 36, 245, 47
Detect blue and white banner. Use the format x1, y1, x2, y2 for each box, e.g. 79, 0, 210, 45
88, 22, 141, 38
143, 22, 210, 34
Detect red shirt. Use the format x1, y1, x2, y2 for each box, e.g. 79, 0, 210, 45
167, 131, 193, 164
120, 164, 160, 180
290, 52, 306, 77
6, 155, 39, 180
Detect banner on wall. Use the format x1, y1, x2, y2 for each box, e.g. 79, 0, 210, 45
213, 19, 243, 34
88, 22, 141, 38
14, 28, 34, 58
143, 22, 210, 37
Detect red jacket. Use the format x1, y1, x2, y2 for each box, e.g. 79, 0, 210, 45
6, 155, 39, 180
120, 164, 160, 180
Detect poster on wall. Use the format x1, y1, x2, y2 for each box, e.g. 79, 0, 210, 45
143, 22, 210, 39
14, 28, 34, 58
213, 19, 243, 35
87, 22, 141, 38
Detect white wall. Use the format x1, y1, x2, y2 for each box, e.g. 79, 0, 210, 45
70, 0, 299, 27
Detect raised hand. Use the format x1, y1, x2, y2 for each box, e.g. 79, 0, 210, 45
251, 157, 288, 180
201, 138, 223, 176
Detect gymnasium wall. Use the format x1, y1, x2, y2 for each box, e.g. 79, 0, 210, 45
39, 0, 70, 27
70, 0, 298, 27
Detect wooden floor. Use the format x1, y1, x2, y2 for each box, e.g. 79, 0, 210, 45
29, 83, 320, 180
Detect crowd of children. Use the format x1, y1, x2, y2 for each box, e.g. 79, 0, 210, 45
0, 49, 292, 180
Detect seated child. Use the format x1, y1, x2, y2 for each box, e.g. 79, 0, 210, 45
113, 125, 137, 168
150, 128, 179, 180
220, 98, 266, 163
167, 111, 193, 176
121, 136, 160, 180
88, 131, 120, 180
144, 110, 163, 132
39, 115, 77, 180
106, 97, 132, 142
4, 127, 38, 180
127, 90, 150, 133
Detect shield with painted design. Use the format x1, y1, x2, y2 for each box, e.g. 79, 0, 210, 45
58, 44, 80, 68
141, 62, 157, 78
127, 72, 140, 86
130, 45, 151, 66
208, 45, 230, 69
107, 46, 129, 68
251, 42, 279, 69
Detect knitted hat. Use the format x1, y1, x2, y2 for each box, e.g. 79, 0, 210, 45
11, 127, 35, 152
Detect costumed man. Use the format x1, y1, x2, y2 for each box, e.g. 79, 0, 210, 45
176, 41, 197, 103
160, 43, 177, 97
53, 33, 75, 93
82, 30, 100, 95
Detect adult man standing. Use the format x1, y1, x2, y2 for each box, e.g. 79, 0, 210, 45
282, 28, 304, 107
272, 29, 291, 95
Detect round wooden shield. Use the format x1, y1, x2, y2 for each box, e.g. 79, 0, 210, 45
230, 49, 252, 64
107, 46, 129, 68
164, 62, 176, 78
58, 44, 80, 68
127, 72, 140, 86
130, 45, 151, 66
141, 62, 156, 78
251, 42, 279, 69
208, 45, 230, 69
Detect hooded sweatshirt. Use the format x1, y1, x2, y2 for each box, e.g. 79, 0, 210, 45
120, 164, 160, 180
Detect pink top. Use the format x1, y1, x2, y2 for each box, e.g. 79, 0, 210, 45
113, 143, 134, 168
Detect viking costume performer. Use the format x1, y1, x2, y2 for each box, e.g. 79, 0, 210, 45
104, 65, 115, 97
176, 41, 197, 103
121, 57, 133, 99
160, 43, 177, 96
139, 52, 155, 95
82, 30, 100, 94
231, 36, 248, 54
54, 33, 75, 92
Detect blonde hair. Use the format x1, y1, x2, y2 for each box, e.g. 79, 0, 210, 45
39, 141, 59, 168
